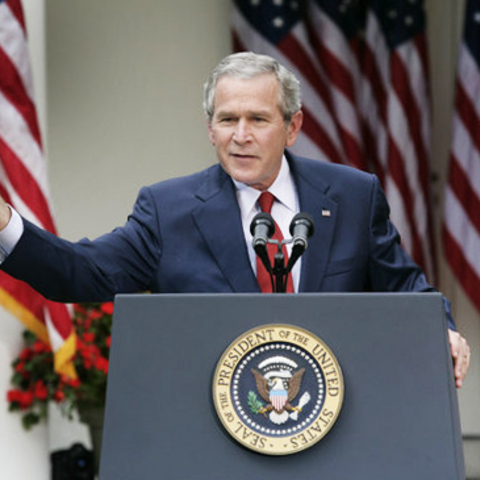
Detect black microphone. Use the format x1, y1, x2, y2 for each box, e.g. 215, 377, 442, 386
250, 212, 275, 250
286, 213, 315, 273
250, 212, 275, 278
289, 213, 315, 251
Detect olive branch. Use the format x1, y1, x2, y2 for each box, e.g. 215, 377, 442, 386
248, 391, 264, 414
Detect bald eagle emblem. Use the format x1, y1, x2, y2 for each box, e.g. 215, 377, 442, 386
249, 356, 311, 425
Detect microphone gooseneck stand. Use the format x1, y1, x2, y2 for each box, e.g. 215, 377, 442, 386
251, 212, 315, 293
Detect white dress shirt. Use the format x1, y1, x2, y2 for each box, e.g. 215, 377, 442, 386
233, 156, 301, 292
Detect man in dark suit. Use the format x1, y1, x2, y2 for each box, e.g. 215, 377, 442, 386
0, 52, 470, 386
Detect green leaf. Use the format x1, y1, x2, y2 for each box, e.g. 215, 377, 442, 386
247, 391, 264, 414
22, 412, 40, 430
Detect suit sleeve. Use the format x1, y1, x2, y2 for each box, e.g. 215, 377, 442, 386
367, 176, 455, 329
0, 186, 162, 303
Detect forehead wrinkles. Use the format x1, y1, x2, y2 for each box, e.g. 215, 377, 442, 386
214, 106, 276, 119
212, 75, 282, 117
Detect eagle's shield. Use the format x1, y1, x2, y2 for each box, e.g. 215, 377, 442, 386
269, 389, 288, 412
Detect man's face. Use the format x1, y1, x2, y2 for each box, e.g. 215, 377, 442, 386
207, 74, 303, 191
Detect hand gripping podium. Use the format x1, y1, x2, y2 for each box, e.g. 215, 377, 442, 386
100, 293, 465, 479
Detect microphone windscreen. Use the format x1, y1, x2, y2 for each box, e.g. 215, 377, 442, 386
250, 212, 275, 237
289, 213, 315, 237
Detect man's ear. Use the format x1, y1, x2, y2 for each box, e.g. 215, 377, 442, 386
286, 110, 303, 147
206, 116, 216, 146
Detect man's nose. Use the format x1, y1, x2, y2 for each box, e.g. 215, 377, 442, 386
233, 119, 252, 143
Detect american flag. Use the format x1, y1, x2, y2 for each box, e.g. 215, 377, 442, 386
231, 0, 436, 280
443, 0, 480, 314
0, 0, 76, 377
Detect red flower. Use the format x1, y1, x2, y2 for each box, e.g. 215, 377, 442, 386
7, 389, 22, 403
106, 336, 111, 348
94, 357, 109, 374
78, 339, 100, 357
19, 348, 33, 361
77, 340, 101, 369
53, 389, 65, 403
15, 362, 25, 374
75, 305, 88, 316
33, 341, 50, 354
82, 332, 95, 343
100, 302, 114, 316
59, 375, 81, 389
33, 380, 48, 400
88, 309, 103, 320
68, 378, 81, 389
14, 391, 34, 410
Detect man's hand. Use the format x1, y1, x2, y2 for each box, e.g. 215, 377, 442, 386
448, 329, 470, 388
0, 199, 11, 231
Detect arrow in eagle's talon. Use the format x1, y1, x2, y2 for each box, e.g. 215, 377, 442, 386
289, 392, 311, 420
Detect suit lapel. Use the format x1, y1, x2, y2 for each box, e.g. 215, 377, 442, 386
291, 157, 338, 292
192, 166, 260, 293
191, 157, 338, 293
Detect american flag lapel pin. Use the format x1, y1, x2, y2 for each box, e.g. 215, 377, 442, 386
322, 209, 331, 217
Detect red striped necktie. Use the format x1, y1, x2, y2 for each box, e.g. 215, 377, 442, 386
256, 192, 294, 293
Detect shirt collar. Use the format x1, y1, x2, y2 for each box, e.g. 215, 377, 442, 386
232, 156, 297, 215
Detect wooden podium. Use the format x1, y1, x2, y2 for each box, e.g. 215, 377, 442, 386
100, 293, 465, 479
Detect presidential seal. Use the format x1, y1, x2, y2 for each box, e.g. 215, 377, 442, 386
213, 324, 344, 455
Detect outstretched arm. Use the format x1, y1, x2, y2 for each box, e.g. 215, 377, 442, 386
0, 186, 162, 303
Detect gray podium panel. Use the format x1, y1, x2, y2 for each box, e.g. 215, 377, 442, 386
100, 293, 464, 480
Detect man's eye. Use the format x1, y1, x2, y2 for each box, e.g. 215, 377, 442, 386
219, 117, 234, 124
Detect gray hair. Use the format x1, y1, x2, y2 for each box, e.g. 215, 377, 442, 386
203, 52, 302, 123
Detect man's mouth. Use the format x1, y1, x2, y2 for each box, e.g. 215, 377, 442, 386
230, 153, 257, 159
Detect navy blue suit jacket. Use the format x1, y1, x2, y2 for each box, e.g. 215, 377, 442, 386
2, 153, 452, 325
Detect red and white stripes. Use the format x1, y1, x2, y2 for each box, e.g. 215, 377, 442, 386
444, 36, 480, 314
0, 0, 75, 376
231, 0, 436, 280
